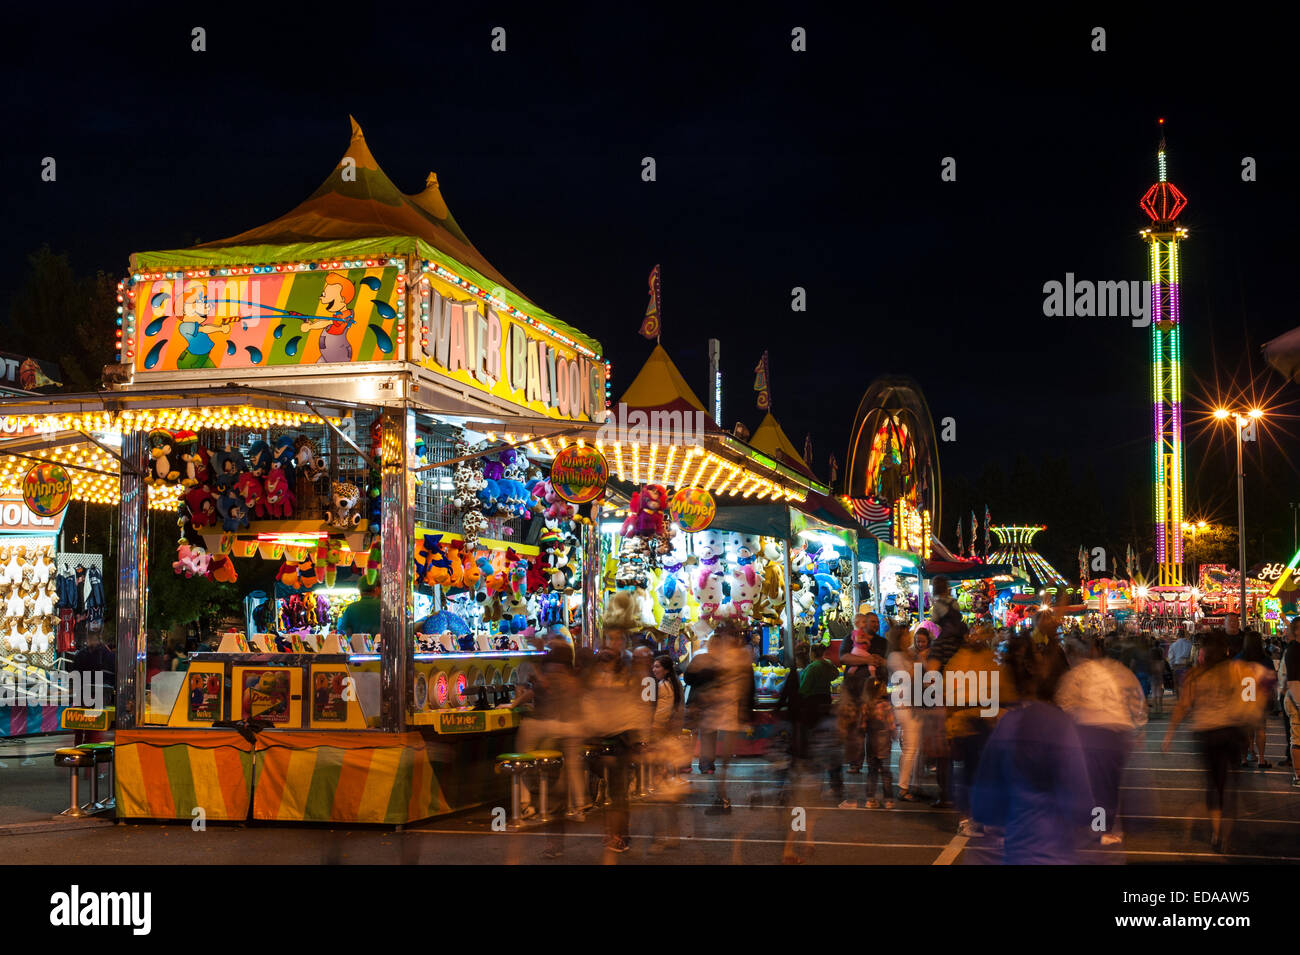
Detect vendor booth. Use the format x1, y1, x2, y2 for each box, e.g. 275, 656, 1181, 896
0, 119, 625, 823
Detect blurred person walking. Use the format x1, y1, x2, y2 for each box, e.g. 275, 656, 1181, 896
799, 641, 844, 804
1282, 618, 1300, 782
1236, 631, 1276, 768
945, 624, 1006, 835
971, 634, 1093, 863
1167, 629, 1194, 700
583, 640, 645, 855
685, 622, 753, 814
887, 625, 924, 802
1163, 631, 1271, 850
647, 654, 686, 852
1056, 636, 1147, 846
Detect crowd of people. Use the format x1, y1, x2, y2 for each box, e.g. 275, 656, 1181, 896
506, 579, 1298, 862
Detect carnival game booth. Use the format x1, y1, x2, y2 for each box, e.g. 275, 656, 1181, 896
441, 346, 834, 660
0, 490, 72, 738
0, 117, 623, 824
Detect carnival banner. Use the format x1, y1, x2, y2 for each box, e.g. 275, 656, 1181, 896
132, 267, 401, 372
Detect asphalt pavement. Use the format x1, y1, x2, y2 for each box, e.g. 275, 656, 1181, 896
1, 712, 1296, 864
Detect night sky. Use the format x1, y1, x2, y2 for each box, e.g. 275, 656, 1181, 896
3, 7, 1297, 566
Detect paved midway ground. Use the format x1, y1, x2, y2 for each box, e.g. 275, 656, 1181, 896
1, 713, 1296, 864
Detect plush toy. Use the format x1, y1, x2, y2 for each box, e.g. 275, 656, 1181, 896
660, 569, 690, 634
263, 465, 296, 518
324, 481, 363, 529
147, 428, 180, 484
173, 542, 211, 579
212, 446, 247, 491
182, 486, 217, 528
4, 621, 26, 651
247, 440, 273, 477
546, 534, 579, 592
216, 488, 250, 531
621, 483, 668, 539
461, 551, 484, 591
32, 584, 54, 618
234, 472, 267, 520
294, 436, 328, 483
171, 431, 199, 487
415, 534, 453, 588
603, 589, 641, 631
812, 572, 841, 628
364, 541, 381, 587
30, 621, 53, 654
730, 564, 763, 619
271, 435, 297, 485
31, 548, 55, 586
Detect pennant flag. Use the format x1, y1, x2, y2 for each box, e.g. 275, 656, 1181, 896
983, 505, 991, 556
1078, 545, 1088, 586
970, 510, 977, 559
849, 497, 892, 543
803, 434, 813, 467
828, 453, 838, 484
639, 264, 661, 339
956, 519, 963, 555
754, 350, 770, 410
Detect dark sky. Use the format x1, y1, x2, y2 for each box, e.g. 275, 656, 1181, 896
3, 6, 1298, 561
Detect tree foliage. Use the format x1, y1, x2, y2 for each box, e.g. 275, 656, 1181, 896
4, 245, 118, 391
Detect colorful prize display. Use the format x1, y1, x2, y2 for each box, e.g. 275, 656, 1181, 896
668, 485, 716, 532
549, 444, 608, 504
21, 462, 73, 517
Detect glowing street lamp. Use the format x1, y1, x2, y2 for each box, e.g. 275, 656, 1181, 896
1214, 407, 1266, 621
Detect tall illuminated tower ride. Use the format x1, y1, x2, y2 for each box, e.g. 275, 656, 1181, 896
1140, 119, 1189, 586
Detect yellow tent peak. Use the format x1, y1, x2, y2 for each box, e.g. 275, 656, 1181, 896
339, 115, 381, 173
750, 412, 814, 476
617, 344, 710, 417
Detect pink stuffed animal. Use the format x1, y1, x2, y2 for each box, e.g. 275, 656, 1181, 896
264, 465, 296, 518
173, 543, 211, 579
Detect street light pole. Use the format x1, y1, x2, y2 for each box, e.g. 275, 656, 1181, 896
1235, 416, 1247, 626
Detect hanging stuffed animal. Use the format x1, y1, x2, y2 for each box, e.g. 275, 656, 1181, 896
172, 431, 200, 487
216, 488, 250, 531
293, 435, 328, 484
693, 528, 727, 616
660, 568, 690, 635
272, 435, 297, 486
729, 564, 763, 619
621, 483, 669, 540
324, 481, 363, 529
209, 553, 238, 583
185, 487, 219, 528
31, 547, 55, 586
212, 446, 247, 491
0, 546, 13, 586
234, 472, 267, 520
263, 465, 296, 518
147, 428, 180, 485
173, 543, 211, 579
247, 440, 273, 477
5, 621, 27, 651
30, 620, 53, 653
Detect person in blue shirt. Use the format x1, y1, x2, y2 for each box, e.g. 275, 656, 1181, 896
970, 633, 1093, 864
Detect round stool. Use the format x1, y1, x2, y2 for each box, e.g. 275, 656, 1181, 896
494, 752, 537, 828
53, 748, 95, 818
631, 739, 654, 797
78, 743, 114, 811
529, 750, 564, 822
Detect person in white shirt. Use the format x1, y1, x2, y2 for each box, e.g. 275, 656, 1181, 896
1057, 637, 1148, 846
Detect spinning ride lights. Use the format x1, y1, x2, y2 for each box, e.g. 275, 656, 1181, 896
987, 525, 1068, 590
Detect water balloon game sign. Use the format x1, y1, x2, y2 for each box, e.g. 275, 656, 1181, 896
22, 463, 73, 518
131, 267, 400, 372
550, 445, 608, 504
